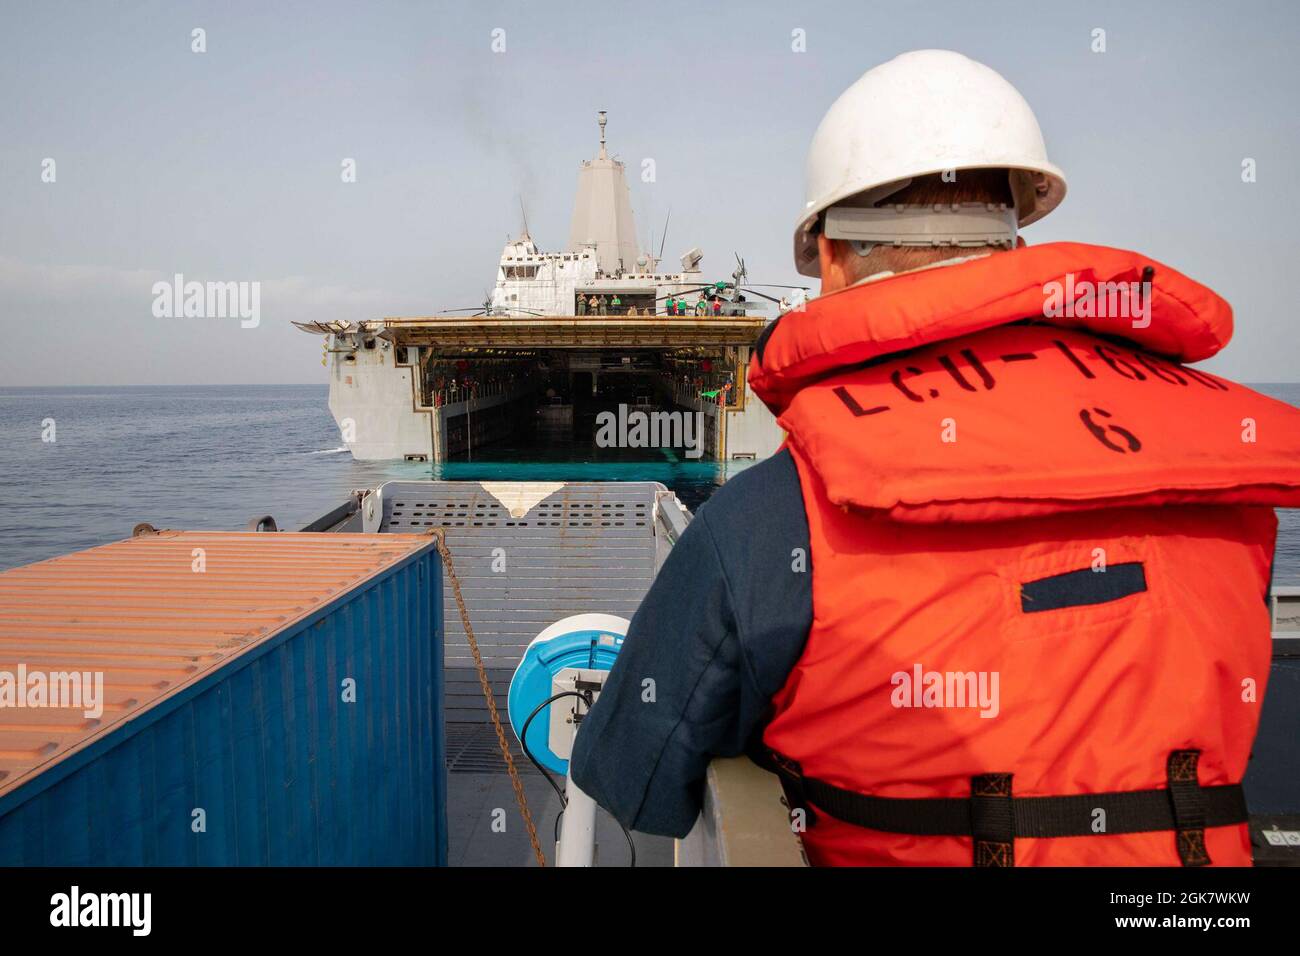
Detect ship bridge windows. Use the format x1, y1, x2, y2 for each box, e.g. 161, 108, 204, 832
504, 265, 539, 280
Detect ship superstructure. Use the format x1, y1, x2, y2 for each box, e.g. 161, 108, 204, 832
295, 113, 785, 463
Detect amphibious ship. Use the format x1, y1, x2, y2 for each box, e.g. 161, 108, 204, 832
0, 114, 806, 869
294, 112, 787, 464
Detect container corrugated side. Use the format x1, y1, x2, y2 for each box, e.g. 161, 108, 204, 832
0, 531, 445, 865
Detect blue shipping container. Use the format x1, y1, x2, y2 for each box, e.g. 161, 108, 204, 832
0, 532, 446, 866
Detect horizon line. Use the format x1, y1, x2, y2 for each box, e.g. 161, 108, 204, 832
3, 380, 1300, 389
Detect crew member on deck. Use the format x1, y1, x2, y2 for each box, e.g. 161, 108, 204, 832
571, 50, 1300, 867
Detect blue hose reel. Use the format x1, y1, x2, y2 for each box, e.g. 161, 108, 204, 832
506, 613, 629, 775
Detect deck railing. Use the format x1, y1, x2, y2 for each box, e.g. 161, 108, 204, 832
431, 377, 520, 408
675, 757, 808, 867
672, 377, 739, 410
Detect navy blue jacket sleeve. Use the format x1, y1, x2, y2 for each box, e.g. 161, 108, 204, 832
569, 449, 812, 837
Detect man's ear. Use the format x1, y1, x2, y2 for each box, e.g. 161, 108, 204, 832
817, 233, 856, 294
1015, 236, 1027, 248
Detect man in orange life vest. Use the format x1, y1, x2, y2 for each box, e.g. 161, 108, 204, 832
570, 50, 1300, 865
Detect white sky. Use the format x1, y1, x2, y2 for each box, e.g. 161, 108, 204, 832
1, 0, 1297, 385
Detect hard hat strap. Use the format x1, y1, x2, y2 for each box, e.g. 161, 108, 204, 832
825, 202, 1018, 254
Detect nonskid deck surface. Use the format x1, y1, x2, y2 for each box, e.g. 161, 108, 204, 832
377, 480, 661, 672
446, 771, 671, 866
373, 480, 675, 865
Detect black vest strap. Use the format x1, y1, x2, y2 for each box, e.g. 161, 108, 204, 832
971, 773, 1015, 867
1167, 749, 1212, 866
767, 749, 1245, 867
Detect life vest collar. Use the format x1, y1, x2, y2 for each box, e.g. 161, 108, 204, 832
754, 244, 1300, 523
750, 243, 1232, 416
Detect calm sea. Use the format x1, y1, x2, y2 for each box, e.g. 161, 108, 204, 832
0, 383, 1297, 583
0, 385, 743, 571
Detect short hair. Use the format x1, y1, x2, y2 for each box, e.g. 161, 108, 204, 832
886, 168, 1013, 206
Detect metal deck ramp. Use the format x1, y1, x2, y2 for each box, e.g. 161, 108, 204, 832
365, 479, 686, 865
371, 480, 681, 712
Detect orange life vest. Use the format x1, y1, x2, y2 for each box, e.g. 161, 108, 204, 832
748, 243, 1300, 866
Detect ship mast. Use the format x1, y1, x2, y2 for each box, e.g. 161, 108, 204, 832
567, 111, 639, 276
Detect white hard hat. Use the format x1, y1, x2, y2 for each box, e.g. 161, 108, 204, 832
794, 49, 1067, 277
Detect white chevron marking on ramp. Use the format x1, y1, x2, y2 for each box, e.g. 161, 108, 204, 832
478, 482, 566, 518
